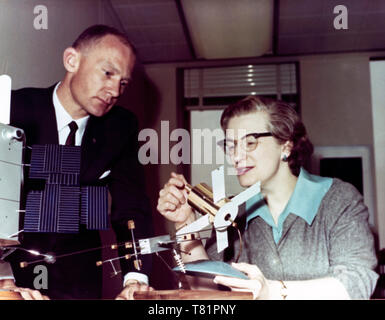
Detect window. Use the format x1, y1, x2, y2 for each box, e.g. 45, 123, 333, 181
184, 63, 299, 111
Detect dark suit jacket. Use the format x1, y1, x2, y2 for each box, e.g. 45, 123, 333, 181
8, 84, 153, 299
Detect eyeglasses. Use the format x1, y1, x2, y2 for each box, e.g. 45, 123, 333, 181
217, 132, 273, 155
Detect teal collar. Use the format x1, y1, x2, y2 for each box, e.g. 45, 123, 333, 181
245, 168, 333, 231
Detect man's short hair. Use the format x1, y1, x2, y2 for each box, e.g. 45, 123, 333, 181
72, 24, 136, 55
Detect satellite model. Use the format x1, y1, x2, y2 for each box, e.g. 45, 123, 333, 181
0, 74, 260, 296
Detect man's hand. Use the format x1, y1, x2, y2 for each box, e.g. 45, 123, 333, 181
0, 279, 50, 300
115, 279, 154, 300
0, 279, 16, 290
12, 287, 50, 300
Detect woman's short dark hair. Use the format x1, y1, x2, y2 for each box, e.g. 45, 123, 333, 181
72, 24, 136, 54
220, 95, 313, 176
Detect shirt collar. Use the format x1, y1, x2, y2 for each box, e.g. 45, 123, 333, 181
53, 82, 89, 133
246, 168, 333, 227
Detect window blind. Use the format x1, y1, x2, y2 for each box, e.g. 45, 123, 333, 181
184, 63, 297, 106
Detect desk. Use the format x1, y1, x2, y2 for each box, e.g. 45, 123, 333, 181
0, 290, 23, 300
134, 289, 253, 300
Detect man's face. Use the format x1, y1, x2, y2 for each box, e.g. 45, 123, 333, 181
69, 35, 135, 117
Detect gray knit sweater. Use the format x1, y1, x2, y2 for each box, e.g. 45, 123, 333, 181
206, 178, 378, 299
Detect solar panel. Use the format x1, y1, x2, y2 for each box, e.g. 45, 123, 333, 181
24, 144, 108, 233
81, 186, 109, 230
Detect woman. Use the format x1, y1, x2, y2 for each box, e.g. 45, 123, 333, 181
157, 96, 378, 299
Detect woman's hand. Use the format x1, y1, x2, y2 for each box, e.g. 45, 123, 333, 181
157, 172, 195, 228
213, 262, 270, 299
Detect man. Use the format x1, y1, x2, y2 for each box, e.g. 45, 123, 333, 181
5, 25, 153, 299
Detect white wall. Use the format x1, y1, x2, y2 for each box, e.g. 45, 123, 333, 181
0, 0, 112, 89
300, 54, 374, 146
370, 60, 385, 249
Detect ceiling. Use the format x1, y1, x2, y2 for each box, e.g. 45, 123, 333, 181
108, 0, 385, 64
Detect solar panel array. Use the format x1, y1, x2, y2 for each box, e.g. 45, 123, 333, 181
24, 144, 108, 233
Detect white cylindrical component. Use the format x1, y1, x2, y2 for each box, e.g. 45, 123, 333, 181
2, 127, 23, 141
0, 75, 11, 125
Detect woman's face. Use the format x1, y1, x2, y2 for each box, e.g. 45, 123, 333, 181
226, 111, 285, 188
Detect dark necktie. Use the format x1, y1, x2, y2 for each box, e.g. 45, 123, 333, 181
65, 121, 78, 146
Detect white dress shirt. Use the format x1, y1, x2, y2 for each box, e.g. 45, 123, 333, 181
53, 82, 89, 146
